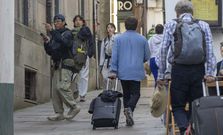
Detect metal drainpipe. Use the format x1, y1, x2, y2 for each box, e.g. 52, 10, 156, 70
95, 35, 99, 90
143, 0, 148, 36
46, 0, 52, 24
162, 0, 166, 24
93, 0, 100, 90
46, 0, 53, 97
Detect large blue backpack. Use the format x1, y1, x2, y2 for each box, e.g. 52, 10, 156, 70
172, 18, 206, 65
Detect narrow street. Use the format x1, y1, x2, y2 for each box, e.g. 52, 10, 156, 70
14, 84, 166, 135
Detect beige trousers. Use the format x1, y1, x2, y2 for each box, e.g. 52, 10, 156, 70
52, 68, 77, 113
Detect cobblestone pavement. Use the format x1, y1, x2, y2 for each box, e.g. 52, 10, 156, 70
14, 85, 165, 135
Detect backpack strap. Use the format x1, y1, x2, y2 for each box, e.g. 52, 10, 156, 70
191, 18, 206, 60
173, 19, 183, 60
173, 18, 180, 23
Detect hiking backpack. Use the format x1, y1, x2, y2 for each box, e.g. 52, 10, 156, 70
172, 18, 206, 65
71, 38, 88, 72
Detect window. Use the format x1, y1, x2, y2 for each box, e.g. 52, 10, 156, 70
23, 0, 29, 26
46, 0, 52, 23
77, 0, 85, 17
81, 0, 85, 18
55, 0, 59, 15
190, 0, 222, 27
25, 68, 36, 101
21, 0, 35, 28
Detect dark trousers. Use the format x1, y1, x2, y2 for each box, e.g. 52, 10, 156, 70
120, 80, 140, 112
171, 64, 205, 134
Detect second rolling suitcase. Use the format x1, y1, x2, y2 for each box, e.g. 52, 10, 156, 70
192, 79, 223, 135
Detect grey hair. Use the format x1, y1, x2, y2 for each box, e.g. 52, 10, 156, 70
175, 0, 193, 15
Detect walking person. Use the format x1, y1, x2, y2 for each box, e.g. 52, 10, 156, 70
209, 43, 223, 96
42, 14, 80, 121
72, 15, 94, 102
109, 17, 150, 126
99, 23, 117, 89
157, 1, 215, 134
148, 24, 164, 85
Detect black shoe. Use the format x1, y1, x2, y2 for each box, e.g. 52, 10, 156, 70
80, 96, 86, 102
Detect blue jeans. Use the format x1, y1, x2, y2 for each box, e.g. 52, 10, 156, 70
149, 57, 159, 81
171, 63, 205, 134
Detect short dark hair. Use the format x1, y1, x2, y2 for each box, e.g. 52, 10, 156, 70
125, 17, 138, 30
155, 24, 164, 34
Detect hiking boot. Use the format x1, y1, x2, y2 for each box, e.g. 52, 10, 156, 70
47, 113, 65, 121
80, 96, 86, 102
66, 106, 81, 120
124, 108, 134, 126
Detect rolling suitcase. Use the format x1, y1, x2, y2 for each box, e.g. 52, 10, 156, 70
192, 78, 223, 135
90, 79, 122, 130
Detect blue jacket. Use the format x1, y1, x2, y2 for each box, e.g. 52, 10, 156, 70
110, 30, 150, 81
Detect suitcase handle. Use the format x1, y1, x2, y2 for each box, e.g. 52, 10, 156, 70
106, 78, 118, 91
202, 77, 221, 97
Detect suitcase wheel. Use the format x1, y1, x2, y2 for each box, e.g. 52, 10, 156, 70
114, 125, 118, 129
93, 125, 96, 130
112, 120, 117, 124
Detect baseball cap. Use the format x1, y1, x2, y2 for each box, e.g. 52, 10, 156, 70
53, 14, 67, 25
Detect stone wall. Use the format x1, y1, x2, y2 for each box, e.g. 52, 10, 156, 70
13, 0, 110, 110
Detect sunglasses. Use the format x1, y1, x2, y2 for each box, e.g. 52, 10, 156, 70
54, 19, 63, 24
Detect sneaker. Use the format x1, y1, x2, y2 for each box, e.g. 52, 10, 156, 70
47, 113, 65, 121
80, 96, 86, 102
66, 106, 81, 120
124, 108, 134, 126
73, 91, 79, 100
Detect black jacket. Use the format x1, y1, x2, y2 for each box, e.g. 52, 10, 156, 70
217, 60, 222, 76
44, 28, 73, 70
88, 90, 122, 114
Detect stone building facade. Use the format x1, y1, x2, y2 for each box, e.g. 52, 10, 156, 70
14, 0, 110, 110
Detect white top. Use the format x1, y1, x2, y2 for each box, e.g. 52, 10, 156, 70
148, 34, 163, 59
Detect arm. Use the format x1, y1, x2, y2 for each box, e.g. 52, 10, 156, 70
99, 39, 105, 66
87, 36, 94, 58
202, 22, 216, 76
110, 37, 118, 73
78, 26, 94, 58
148, 38, 152, 55
217, 61, 221, 75
157, 22, 173, 80
49, 30, 73, 47
44, 41, 53, 56
144, 40, 150, 62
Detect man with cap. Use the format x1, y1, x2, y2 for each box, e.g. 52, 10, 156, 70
42, 14, 80, 121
